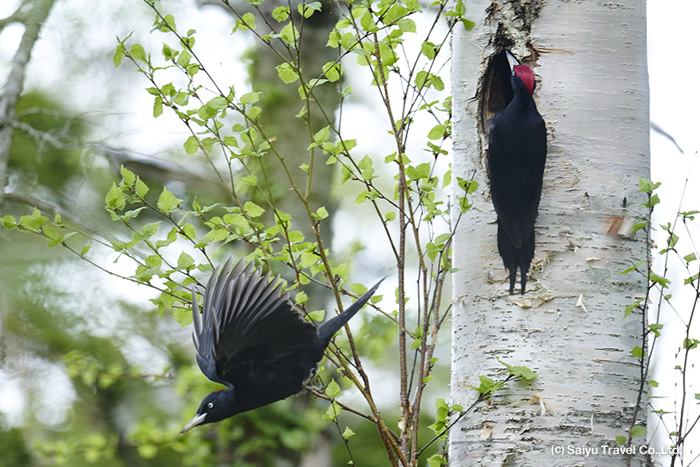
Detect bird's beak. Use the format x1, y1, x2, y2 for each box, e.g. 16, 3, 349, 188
505, 50, 519, 72
180, 412, 207, 434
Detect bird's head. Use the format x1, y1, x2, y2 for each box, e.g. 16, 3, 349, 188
505, 50, 536, 95
513, 65, 535, 95
180, 389, 236, 434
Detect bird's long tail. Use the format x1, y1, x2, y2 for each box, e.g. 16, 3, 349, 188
318, 279, 384, 344
497, 221, 535, 294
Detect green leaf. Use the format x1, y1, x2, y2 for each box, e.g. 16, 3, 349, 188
156, 14, 176, 32
315, 206, 329, 219
350, 282, 368, 295
360, 10, 377, 32
244, 201, 265, 217
616, 435, 627, 445
428, 124, 446, 140
135, 178, 149, 198
649, 270, 670, 288
240, 91, 261, 105
421, 42, 438, 59
294, 291, 309, 305
121, 166, 136, 187
467, 375, 505, 396
632, 220, 648, 232
630, 426, 646, 438
428, 454, 448, 467
113, 44, 125, 67
181, 223, 197, 239
272, 6, 290, 21
157, 187, 183, 213
279, 23, 299, 45
322, 401, 342, 421
184, 135, 199, 155
199, 227, 230, 246
298, 1, 322, 18
241, 174, 257, 186
178, 252, 195, 269
300, 250, 319, 268
342, 426, 356, 439
153, 96, 163, 117
234, 12, 256, 32
620, 260, 645, 275
313, 126, 330, 145
129, 43, 147, 63
141, 222, 160, 238
145, 254, 162, 269
631, 346, 645, 359
176, 49, 191, 68
156, 227, 177, 248
397, 18, 416, 33
354, 190, 369, 204
306, 310, 325, 322
325, 380, 343, 398
643, 193, 660, 208
431, 75, 445, 91
173, 306, 193, 327
161, 42, 176, 61
105, 183, 126, 211
623, 298, 643, 318
460, 18, 476, 30
322, 61, 342, 82
639, 177, 661, 193
499, 359, 537, 381
0, 215, 17, 230
276, 62, 300, 84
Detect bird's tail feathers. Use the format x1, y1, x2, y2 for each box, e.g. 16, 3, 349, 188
318, 278, 384, 344
497, 222, 535, 294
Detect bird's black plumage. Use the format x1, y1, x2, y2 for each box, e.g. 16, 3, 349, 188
181, 258, 382, 433
487, 51, 547, 294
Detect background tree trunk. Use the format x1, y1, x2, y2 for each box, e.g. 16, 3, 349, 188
0, 0, 56, 213
450, 1, 650, 464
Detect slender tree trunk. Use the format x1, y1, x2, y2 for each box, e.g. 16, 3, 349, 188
0, 0, 56, 213
450, 1, 650, 465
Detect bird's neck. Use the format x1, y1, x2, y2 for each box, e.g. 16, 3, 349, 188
508, 90, 536, 113
508, 74, 537, 113
217, 389, 239, 419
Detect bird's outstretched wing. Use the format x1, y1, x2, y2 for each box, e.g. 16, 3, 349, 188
191, 258, 319, 387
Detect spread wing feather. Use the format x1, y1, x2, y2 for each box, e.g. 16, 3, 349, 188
190, 258, 320, 388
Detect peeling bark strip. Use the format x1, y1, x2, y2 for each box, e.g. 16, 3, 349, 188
451, 0, 649, 465
0, 0, 57, 212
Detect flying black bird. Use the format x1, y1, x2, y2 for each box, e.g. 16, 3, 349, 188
487, 50, 547, 294
180, 258, 382, 433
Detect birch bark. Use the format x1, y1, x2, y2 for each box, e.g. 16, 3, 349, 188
450, 1, 650, 464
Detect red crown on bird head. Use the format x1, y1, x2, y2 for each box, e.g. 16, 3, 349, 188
513, 64, 535, 95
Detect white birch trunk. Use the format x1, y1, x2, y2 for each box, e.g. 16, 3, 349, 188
450, 0, 650, 465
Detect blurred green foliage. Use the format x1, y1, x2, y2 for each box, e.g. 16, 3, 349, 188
9, 92, 86, 194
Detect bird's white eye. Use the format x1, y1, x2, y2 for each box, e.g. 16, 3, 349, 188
208, 402, 214, 409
